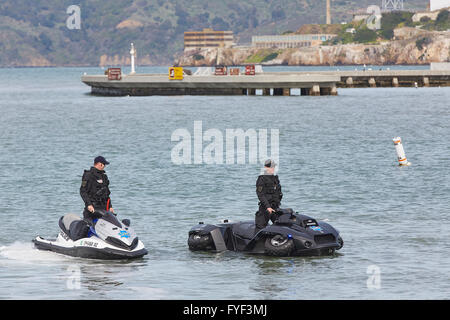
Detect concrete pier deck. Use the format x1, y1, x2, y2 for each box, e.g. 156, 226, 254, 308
81, 73, 340, 96
81, 70, 450, 96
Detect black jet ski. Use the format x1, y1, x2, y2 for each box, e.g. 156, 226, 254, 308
33, 210, 147, 260
188, 209, 343, 256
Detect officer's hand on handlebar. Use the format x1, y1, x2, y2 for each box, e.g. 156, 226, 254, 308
267, 208, 275, 214
87, 205, 95, 213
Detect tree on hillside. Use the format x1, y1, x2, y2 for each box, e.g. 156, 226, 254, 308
354, 26, 378, 43
380, 11, 414, 39
434, 10, 450, 30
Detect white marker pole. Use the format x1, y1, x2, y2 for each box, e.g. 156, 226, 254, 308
130, 43, 136, 74
393, 137, 411, 166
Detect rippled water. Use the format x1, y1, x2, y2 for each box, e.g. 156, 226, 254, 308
0, 66, 449, 300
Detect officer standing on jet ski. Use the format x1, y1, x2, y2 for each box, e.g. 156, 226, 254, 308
80, 156, 114, 225
255, 159, 282, 231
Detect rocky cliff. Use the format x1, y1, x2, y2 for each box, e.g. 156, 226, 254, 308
175, 28, 450, 66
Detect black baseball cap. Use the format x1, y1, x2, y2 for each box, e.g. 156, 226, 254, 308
94, 156, 110, 165
264, 159, 277, 168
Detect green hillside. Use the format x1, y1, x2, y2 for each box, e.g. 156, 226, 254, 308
0, 0, 427, 67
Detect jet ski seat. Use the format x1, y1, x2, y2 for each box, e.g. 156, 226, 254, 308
58, 213, 89, 241
232, 221, 256, 240
61, 213, 82, 230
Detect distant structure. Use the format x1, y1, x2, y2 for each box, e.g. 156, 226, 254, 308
354, 0, 449, 23
252, 34, 337, 49
429, 0, 450, 11
382, 0, 404, 11
326, 0, 331, 24
130, 43, 136, 75
412, 4, 450, 22
184, 28, 233, 51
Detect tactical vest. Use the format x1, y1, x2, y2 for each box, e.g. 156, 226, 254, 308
82, 168, 110, 206
257, 175, 282, 206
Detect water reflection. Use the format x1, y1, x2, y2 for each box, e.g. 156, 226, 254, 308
64, 259, 147, 295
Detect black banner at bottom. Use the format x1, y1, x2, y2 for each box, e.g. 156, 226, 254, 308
1, 300, 447, 318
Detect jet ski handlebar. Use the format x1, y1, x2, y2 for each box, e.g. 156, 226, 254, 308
94, 209, 116, 217
273, 208, 295, 216
272, 208, 297, 223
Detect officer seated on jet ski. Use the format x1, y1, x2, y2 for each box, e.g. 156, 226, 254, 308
80, 156, 114, 225
255, 159, 282, 232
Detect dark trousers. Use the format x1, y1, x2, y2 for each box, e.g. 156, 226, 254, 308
255, 205, 278, 231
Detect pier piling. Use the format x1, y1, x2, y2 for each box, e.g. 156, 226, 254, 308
346, 77, 354, 88
311, 84, 321, 96
331, 84, 338, 96
392, 77, 399, 87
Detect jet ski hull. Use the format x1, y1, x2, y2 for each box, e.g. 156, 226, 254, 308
33, 232, 148, 260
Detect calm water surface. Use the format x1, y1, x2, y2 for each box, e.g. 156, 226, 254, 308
0, 66, 449, 299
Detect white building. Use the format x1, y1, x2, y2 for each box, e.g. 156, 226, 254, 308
430, 0, 450, 11
252, 34, 337, 48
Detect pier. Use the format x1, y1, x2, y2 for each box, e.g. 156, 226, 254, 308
82, 72, 340, 96
334, 70, 450, 88
81, 69, 450, 97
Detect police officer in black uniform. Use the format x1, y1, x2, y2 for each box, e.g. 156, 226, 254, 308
80, 156, 114, 225
255, 159, 282, 231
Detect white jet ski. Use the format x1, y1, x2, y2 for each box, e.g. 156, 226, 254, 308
33, 210, 147, 260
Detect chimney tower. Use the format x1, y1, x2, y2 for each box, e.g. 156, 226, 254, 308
326, 0, 331, 24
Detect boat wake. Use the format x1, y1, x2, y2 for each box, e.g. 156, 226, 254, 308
0, 241, 69, 264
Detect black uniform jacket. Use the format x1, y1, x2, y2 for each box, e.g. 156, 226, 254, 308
256, 174, 283, 210
80, 167, 112, 210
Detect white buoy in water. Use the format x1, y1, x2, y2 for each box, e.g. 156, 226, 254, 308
393, 137, 411, 166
